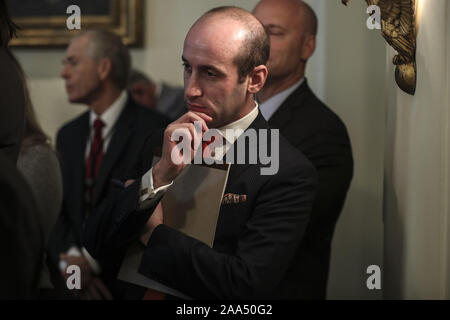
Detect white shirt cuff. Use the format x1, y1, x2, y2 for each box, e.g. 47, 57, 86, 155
139, 167, 172, 210
58, 246, 82, 272
58, 246, 101, 275
82, 247, 101, 275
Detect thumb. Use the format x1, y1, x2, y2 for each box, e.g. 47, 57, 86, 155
125, 179, 135, 187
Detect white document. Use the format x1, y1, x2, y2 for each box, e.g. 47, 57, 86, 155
118, 160, 230, 298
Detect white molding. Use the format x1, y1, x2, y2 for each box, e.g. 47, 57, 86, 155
444, 0, 450, 299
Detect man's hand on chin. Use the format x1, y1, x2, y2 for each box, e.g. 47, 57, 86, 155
153, 111, 212, 189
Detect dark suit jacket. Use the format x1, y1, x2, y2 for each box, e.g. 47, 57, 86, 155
0, 153, 43, 299
267, 79, 354, 299
83, 113, 318, 299
0, 47, 25, 163
47, 97, 169, 293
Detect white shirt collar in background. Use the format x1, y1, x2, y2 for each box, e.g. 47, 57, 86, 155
86, 90, 128, 158
259, 77, 304, 121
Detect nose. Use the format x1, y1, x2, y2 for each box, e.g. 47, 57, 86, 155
184, 74, 202, 100
61, 64, 69, 79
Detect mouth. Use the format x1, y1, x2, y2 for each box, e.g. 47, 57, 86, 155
187, 103, 208, 113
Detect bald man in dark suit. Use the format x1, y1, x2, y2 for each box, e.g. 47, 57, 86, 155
254, 0, 354, 299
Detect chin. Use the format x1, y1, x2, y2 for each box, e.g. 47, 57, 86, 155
68, 95, 85, 104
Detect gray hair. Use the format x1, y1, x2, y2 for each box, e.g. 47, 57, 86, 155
76, 30, 131, 90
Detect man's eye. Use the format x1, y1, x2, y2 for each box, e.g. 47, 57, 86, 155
206, 70, 216, 77
269, 31, 283, 36
182, 63, 191, 71
267, 27, 284, 36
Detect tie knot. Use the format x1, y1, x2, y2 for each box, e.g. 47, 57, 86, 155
93, 118, 105, 131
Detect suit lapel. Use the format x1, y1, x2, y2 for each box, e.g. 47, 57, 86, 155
69, 112, 90, 234
93, 101, 136, 205
224, 113, 268, 184
268, 79, 312, 129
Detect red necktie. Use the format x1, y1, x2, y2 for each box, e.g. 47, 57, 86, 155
85, 118, 105, 209
202, 135, 216, 158
202, 135, 215, 150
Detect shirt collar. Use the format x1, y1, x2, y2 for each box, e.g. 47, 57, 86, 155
259, 77, 304, 121
216, 102, 259, 145
89, 90, 128, 135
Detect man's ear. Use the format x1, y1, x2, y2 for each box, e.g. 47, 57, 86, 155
97, 58, 112, 81
248, 65, 268, 94
301, 35, 316, 61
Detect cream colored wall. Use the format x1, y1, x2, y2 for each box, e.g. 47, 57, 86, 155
314, 0, 386, 300
12, 0, 387, 299
384, 0, 450, 299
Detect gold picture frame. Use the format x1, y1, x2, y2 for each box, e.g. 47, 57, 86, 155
8, 0, 143, 47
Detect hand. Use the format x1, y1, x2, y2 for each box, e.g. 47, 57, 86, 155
60, 254, 94, 289
80, 277, 113, 300
140, 202, 164, 245
153, 111, 212, 189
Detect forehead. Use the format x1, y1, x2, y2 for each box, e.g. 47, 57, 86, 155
254, 1, 301, 29
183, 18, 245, 67
65, 35, 90, 57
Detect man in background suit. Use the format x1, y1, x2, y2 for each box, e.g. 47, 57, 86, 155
0, 0, 25, 163
128, 70, 187, 121
253, 0, 354, 299
83, 6, 317, 299
47, 30, 169, 299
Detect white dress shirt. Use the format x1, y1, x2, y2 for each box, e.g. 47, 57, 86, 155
85, 90, 128, 158
259, 78, 304, 121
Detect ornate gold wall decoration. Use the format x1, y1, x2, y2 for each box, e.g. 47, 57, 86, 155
342, 0, 417, 95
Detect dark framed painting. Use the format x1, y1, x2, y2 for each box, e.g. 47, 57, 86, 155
7, 0, 143, 47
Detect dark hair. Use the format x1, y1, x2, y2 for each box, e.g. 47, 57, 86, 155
0, 0, 18, 46
128, 69, 153, 87
21, 88, 50, 149
203, 6, 270, 82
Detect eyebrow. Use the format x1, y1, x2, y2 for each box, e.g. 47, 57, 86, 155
63, 56, 77, 63
265, 24, 286, 32
181, 56, 226, 77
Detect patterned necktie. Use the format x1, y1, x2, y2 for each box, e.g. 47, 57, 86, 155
85, 118, 105, 211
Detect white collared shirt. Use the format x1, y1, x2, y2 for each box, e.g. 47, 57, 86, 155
85, 90, 128, 159
139, 102, 259, 208
259, 78, 304, 121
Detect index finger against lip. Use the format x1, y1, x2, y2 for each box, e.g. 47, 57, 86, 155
185, 112, 211, 132
190, 111, 213, 123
